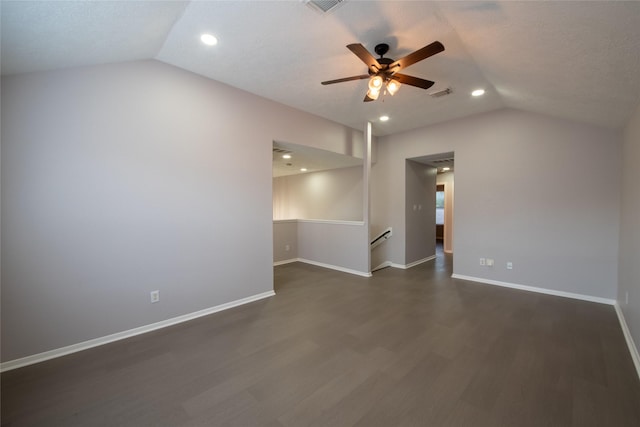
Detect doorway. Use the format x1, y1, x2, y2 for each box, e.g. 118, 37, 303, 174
436, 184, 445, 255
405, 152, 454, 268
435, 166, 454, 254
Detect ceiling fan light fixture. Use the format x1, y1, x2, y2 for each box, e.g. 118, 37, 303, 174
321, 40, 445, 103
386, 79, 401, 95
368, 75, 383, 91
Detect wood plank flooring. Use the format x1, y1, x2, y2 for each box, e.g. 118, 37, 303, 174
2, 251, 640, 426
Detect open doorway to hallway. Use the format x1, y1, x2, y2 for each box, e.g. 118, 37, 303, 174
436, 184, 445, 257
435, 162, 454, 255
406, 152, 454, 267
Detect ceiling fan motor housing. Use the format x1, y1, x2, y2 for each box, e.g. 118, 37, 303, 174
374, 43, 390, 56
370, 43, 393, 75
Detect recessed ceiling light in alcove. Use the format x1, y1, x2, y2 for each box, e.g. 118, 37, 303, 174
282, 154, 292, 159
471, 89, 485, 97
379, 115, 390, 122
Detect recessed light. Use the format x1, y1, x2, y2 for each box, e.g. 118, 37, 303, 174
200, 34, 218, 46
300, 168, 307, 172
379, 115, 390, 122
442, 167, 451, 172
282, 154, 292, 159
471, 89, 485, 97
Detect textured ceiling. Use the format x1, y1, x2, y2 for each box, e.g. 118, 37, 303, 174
0, 1, 189, 73
2, 1, 640, 137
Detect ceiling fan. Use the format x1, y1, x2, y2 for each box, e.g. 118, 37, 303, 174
321, 41, 445, 102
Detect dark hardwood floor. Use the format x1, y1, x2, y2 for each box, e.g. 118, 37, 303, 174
2, 250, 640, 426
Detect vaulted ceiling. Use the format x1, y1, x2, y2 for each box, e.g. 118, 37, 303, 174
2, 1, 640, 136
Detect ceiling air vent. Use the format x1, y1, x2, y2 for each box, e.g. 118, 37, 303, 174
304, 0, 345, 14
429, 88, 453, 98
273, 147, 291, 154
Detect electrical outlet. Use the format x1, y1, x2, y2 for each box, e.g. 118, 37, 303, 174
150, 290, 160, 303
479, 258, 486, 266
506, 262, 513, 270
487, 259, 494, 267
285, 244, 290, 251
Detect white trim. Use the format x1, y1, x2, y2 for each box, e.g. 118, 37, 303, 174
272, 219, 298, 224
273, 219, 365, 226
0, 290, 276, 373
450, 274, 616, 305
296, 219, 365, 226
386, 255, 436, 270
297, 258, 372, 277
273, 258, 298, 266
614, 303, 640, 380
404, 255, 436, 269
372, 261, 393, 272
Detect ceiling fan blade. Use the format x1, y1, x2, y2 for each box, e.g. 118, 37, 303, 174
321, 75, 370, 85
347, 43, 381, 72
394, 73, 435, 90
389, 41, 444, 71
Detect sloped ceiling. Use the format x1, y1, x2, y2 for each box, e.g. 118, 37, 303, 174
2, 1, 640, 137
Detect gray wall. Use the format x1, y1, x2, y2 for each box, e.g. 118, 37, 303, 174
1, 60, 364, 362
371, 109, 621, 299
619, 102, 640, 353
273, 219, 368, 275
273, 220, 298, 263
405, 160, 436, 265
297, 220, 369, 274
273, 166, 363, 221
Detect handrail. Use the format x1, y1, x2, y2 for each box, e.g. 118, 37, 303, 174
371, 227, 392, 249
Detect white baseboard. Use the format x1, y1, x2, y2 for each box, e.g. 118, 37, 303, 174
450, 274, 639, 380
273, 258, 297, 266
404, 255, 436, 269
372, 261, 393, 272
0, 290, 276, 373
450, 274, 616, 305
290, 255, 436, 275
296, 258, 372, 277
386, 255, 436, 270
614, 303, 640, 380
